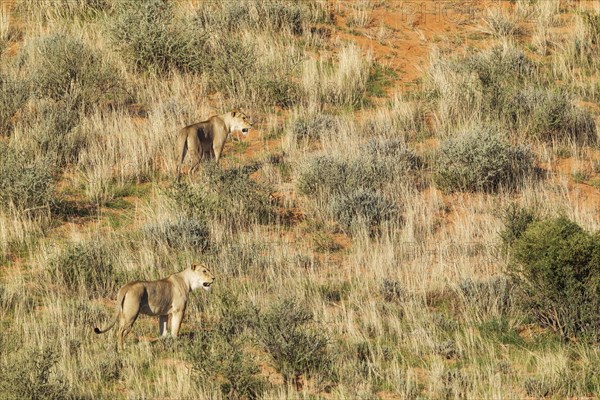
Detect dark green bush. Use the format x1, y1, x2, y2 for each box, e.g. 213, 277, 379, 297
509, 216, 600, 341
257, 298, 333, 388
0, 142, 55, 212
500, 204, 537, 247
435, 128, 535, 193
143, 218, 210, 252
51, 240, 119, 297
25, 33, 121, 108
0, 74, 28, 136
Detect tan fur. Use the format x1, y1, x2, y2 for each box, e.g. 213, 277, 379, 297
94, 263, 215, 350
176, 110, 253, 181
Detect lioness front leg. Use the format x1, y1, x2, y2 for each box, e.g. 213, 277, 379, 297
170, 310, 185, 337
159, 315, 169, 337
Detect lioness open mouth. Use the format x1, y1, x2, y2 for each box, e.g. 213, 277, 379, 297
242, 128, 249, 134
203, 282, 212, 288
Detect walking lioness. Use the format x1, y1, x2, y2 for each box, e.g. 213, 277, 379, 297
94, 263, 215, 350
176, 110, 253, 181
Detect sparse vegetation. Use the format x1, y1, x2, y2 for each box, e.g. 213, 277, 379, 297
2, 1, 600, 398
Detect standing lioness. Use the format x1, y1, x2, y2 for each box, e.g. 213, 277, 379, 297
94, 263, 215, 350
176, 110, 253, 181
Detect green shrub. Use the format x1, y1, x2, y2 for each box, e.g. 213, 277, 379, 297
499, 204, 537, 247
186, 295, 265, 399
169, 164, 274, 228
0, 74, 28, 136
51, 240, 120, 297
0, 347, 70, 400
257, 298, 333, 388
143, 218, 210, 252
509, 216, 600, 341
20, 99, 86, 166
330, 189, 397, 234
24, 33, 121, 108
108, 0, 206, 73
0, 143, 55, 212
434, 128, 535, 193
509, 87, 596, 144
290, 113, 338, 141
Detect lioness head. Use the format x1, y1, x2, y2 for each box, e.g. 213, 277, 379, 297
190, 263, 215, 291
230, 110, 253, 137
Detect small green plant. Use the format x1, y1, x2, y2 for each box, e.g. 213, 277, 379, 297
509, 216, 600, 341
257, 298, 333, 389
143, 218, 210, 252
435, 128, 535, 193
500, 204, 537, 247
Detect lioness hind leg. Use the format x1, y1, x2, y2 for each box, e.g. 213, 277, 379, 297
159, 315, 169, 337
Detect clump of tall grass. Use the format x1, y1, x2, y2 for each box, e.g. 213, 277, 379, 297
428, 43, 597, 143
301, 43, 373, 108
434, 127, 535, 193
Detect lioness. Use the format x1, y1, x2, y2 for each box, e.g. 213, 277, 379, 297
176, 110, 253, 181
94, 263, 215, 350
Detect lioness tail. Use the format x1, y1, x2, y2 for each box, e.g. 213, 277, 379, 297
94, 289, 125, 334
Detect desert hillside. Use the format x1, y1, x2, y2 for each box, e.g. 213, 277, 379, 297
1, 1, 600, 399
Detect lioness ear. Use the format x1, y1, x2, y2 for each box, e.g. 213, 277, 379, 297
231, 111, 237, 117
191, 263, 198, 271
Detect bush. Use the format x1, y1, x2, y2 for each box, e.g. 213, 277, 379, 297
500, 204, 537, 247
24, 33, 121, 108
434, 128, 535, 193
290, 113, 339, 141
509, 216, 600, 341
51, 240, 120, 297
169, 164, 274, 228
0, 143, 55, 212
108, 0, 211, 73
257, 298, 333, 389
509, 87, 596, 144
186, 296, 265, 399
330, 189, 397, 234
19, 99, 86, 166
0, 74, 28, 136
0, 347, 70, 400
143, 218, 210, 252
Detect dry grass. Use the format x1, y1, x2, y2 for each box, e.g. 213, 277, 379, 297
1, 1, 600, 399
